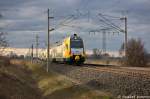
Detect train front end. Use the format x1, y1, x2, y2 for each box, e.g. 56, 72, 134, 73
69, 34, 85, 64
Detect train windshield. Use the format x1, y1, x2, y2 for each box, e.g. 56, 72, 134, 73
70, 40, 83, 48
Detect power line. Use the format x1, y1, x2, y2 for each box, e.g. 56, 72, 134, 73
89, 28, 112, 53
99, 13, 121, 19
120, 17, 128, 57
36, 34, 39, 58
47, 8, 54, 72
98, 18, 121, 32
54, 15, 75, 30
98, 13, 123, 31
102, 30, 106, 53
54, 10, 90, 30
31, 44, 33, 63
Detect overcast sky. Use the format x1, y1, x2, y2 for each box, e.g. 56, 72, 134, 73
0, 0, 150, 52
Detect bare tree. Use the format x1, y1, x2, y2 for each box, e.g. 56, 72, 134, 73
0, 13, 8, 55
0, 32, 8, 55
93, 48, 102, 58
120, 38, 148, 66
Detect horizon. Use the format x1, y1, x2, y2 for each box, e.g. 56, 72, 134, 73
4, 47, 121, 57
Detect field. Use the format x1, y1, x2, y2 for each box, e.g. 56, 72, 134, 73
46, 62, 150, 96
85, 58, 150, 67
0, 58, 113, 99
85, 58, 121, 66
1, 57, 150, 99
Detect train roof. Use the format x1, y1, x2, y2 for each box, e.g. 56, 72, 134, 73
70, 34, 82, 40
51, 34, 82, 47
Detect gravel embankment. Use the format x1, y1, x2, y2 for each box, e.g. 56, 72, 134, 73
49, 63, 150, 96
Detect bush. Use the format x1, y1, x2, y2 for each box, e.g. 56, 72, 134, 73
0, 56, 10, 66
0, 32, 8, 55
92, 48, 102, 58
121, 38, 148, 66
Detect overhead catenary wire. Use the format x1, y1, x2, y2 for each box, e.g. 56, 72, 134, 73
54, 15, 76, 30
99, 13, 121, 19
54, 9, 93, 31
98, 13, 123, 32
98, 19, 121, 33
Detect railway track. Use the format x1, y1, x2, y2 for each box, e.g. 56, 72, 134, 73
49, 62, 150, 79
83, 63, 150, 78
46, 62, 150, 96
52, 62, 150, 78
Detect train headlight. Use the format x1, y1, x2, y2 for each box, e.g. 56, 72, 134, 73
75, 55, 80, 61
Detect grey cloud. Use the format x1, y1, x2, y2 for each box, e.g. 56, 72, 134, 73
0, 0, 150, 52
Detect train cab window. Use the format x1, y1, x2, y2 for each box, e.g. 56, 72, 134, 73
70, 40, 83, 48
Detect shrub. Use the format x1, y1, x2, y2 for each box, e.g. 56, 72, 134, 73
121, 38, 148, 66
0, 56, 10, 66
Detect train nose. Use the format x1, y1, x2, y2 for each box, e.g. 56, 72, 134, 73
75, 55, 80, 61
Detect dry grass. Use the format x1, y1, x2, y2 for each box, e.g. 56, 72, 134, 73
86, 59, 150, 67
86, 59, 121, 66
0, 59, 113, 99
0, 59, 42, 99
24, 61, 113, 99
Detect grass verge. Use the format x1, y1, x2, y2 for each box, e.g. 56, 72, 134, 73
0, 59, 113, 99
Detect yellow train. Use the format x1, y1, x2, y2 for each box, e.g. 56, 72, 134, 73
50, 34, 85, 64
